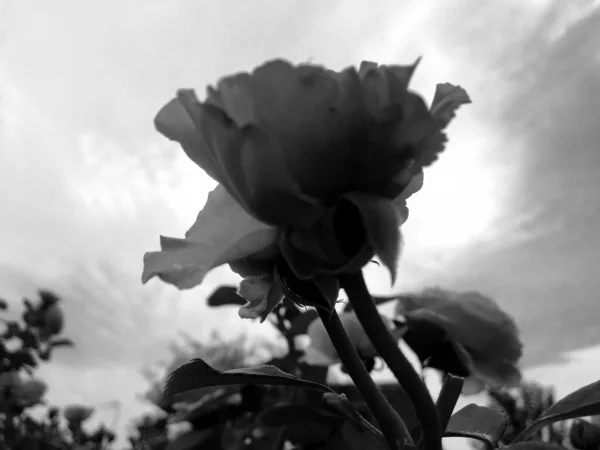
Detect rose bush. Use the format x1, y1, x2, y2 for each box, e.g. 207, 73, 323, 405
0, 291, 116, 450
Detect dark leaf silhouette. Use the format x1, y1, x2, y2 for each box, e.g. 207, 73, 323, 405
569, 419, 600, 450
259, 404, 343, 444
445, 404, 507, 447
50, 338, 75, 348
164, 358, 333, 404
206, 286, 245, 307
327, 421, 388, 450
515, 378, 600, 441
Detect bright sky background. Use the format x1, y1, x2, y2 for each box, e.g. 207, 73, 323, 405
1, 0, 600, 444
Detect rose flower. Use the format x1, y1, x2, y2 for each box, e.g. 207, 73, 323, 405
142, 59, 470, 319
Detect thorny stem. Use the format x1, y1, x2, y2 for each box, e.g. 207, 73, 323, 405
318, 308, 412, 450
339, 272, 443, 450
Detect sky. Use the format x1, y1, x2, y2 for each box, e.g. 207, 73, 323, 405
1, 0, 600, 444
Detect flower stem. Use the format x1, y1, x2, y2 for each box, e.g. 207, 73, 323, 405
318, 308, 412, 450
339, 272, 443, 450
435, 375, 464, 432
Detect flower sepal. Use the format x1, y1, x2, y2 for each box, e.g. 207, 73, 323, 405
281, 193, 405, 284
273, 258, 339, 315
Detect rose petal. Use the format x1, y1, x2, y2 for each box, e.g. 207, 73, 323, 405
358, 58, 421, 119
398, 287, 523, 387
228, 245, 280, 278
175, 88, 325, 229
416, 83, 471, 168
398, 170, 424, 202
142, 185, 277, 289
237, 276, 284, 322
215, 59, 366, 201
353, 59, 438, 194
429, 83, 472, 129
468, 355, 522, 388
154, 96, 223, 183
358, 92, 438, 194
391, 169, 425, 224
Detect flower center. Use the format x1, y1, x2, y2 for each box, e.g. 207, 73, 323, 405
330, 199, 367, 258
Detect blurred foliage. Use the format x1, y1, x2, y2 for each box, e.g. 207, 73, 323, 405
0, 291, 115, 450
3, 286, 600, 450
470, 381, 600, 450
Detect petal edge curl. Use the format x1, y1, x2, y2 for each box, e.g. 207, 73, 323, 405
142, 185, 277, 289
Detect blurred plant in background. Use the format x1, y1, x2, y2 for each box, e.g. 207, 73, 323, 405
3, 286, 600, 450
471, 381, 600, 450
0, 291, 115, 450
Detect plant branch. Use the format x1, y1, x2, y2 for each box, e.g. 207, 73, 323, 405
435, 375, 464, 432
318, 308, 413, 450
339, 272, 443, 450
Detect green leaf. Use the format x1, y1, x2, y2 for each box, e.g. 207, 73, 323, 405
515, 378, 600, 441
206, 286, 246, 307
172, 385, 240, 425
142, 184, 277, 289
445, 404, 508, 447
165, 429, 212, 450
164, 358, 333, 404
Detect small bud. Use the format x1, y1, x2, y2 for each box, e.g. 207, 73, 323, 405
63, 404, 94, 423
38, 304, 64, 341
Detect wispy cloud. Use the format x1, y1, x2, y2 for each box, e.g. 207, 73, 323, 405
1, 0, 599, 444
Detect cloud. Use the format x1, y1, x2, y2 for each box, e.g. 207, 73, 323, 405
2, 0, 600, 446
